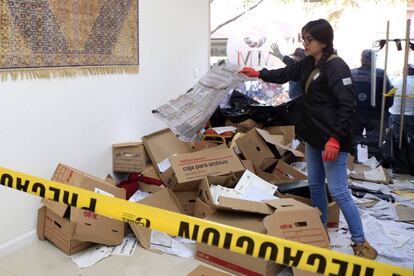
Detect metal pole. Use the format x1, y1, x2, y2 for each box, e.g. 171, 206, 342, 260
379, 21, 390, 147
399, 19, 411, 149
371, 48, 377, 107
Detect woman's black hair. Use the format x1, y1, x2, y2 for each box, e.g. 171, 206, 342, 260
302, 19, 335, 76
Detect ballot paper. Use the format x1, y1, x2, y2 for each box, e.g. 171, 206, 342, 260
211, 126, 237, 134
153, 62, 248, 141
150, 231, 195, 258
69, 236, 139, 269
209, 171, 278, 203
350, 181, 391, 195
108, 236, 138, 256
234, 170, 278, 197
363, 166, 388, 183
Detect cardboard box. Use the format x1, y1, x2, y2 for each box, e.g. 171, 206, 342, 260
254, 160, 307, 185
37, 207, 93, 255
142, 129, 193, 187
42, 164, 126, 246
278, 192, 340, 228
112, 142, 148, 173
142, 165, 162, 181
195, 211, 282, 276
263, 198, 330, 249
194, 197, 215, 219
170, 146, 245, 191
187, 265, 231, 276
198, 174, 274, 215
236, 128, 304, 170
130, 189, 184, 250
174, 191, 197, 216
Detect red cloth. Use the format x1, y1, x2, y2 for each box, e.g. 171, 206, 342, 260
118, 173, 163, 199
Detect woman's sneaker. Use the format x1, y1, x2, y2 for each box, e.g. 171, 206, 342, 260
351, 241, 378, 259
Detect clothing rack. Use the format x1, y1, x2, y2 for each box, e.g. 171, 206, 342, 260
374, 19, 412, 149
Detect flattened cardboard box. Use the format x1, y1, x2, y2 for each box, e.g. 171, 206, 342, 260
198, 174, 273, 215
42, 164, 126, 246
37, 207, 93, 255
113, 142, 148, 173
170, 146, 245, 191
195, 211, 282, 276
129, 189, 184, 250
236, 128, 304, 170
142, 129, 193, 187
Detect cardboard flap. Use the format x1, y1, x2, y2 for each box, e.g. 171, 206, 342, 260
264, 198, 311, 211
143, 129, 192, 164
130, 189, 184, 249
273, 160, 307, 180
37, 207, 46, 240
187, 265, 231, 276
170, 147, 244, 184
235, 129, 275, 169
113, 142, 141, 148
194, 198, 215, 219
218, 196, 273, 215
256, 129, 304, 158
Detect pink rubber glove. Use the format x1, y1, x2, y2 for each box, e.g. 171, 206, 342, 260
323, 137, 340, 161
239, 67, 260, 78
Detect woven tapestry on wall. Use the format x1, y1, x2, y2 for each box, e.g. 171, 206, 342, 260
0, 0, 139, 81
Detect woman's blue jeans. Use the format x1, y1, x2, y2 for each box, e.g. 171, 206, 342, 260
305, 143, 365, 243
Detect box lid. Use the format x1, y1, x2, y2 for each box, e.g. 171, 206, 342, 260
113, 142, 142, 148
170, 146, 245, 184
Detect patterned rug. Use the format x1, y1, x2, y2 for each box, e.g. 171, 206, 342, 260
0, 0, 138, 80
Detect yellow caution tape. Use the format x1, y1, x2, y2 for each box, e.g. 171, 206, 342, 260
0, 166, 412, 276
384, 87, 397, 97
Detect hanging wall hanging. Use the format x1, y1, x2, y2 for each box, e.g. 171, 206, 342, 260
0, 0, 139, 81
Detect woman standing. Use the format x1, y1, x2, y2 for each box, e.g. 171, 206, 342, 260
240, 19, 377, 259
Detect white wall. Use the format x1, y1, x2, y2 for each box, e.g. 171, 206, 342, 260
0, 0, 210, 257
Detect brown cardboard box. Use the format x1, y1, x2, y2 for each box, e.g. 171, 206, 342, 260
130, 189, 184, 250
139, 183, 164, 193
350, 163, 392, 184
187, 265, 231, 276
236, 128, 304, 170
142, 129, 193, 187
170, 146, 245, 191
37, 207, 93, 255
43, 164, 126, 246
198, 175, 273, 215
174, 191, 197, 216
255, 160, 307, 185
142, 165, 162, 181
112, 142, 148, 173
278, 192, 340, 228
194, 197, 215, 219
195, 211, 282, 276
264, 198, 330, 276
263, 198, 330, 249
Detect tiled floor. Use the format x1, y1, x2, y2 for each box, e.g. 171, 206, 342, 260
0, 240, 218, 276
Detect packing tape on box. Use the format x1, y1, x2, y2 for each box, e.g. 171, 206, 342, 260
0, 166, 412, 276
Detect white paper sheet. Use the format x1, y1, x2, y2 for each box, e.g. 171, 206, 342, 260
128, 190, 151, 203
69, 245, 111, 269
234, 170, 278, 196
363, 166, 387, 182
150, 231, 194, 258
69, 236, 140, 269
211, 126, 237, 134
108, 236, 138, 256
153, 62, 248, 141
357, 144, 369, 163
363, 157, 380, 169
157, 157, 171, 173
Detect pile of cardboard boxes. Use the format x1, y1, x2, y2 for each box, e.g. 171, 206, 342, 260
37, 124, 339, 275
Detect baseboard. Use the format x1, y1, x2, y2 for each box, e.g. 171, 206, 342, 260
0, 230, 37, 260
